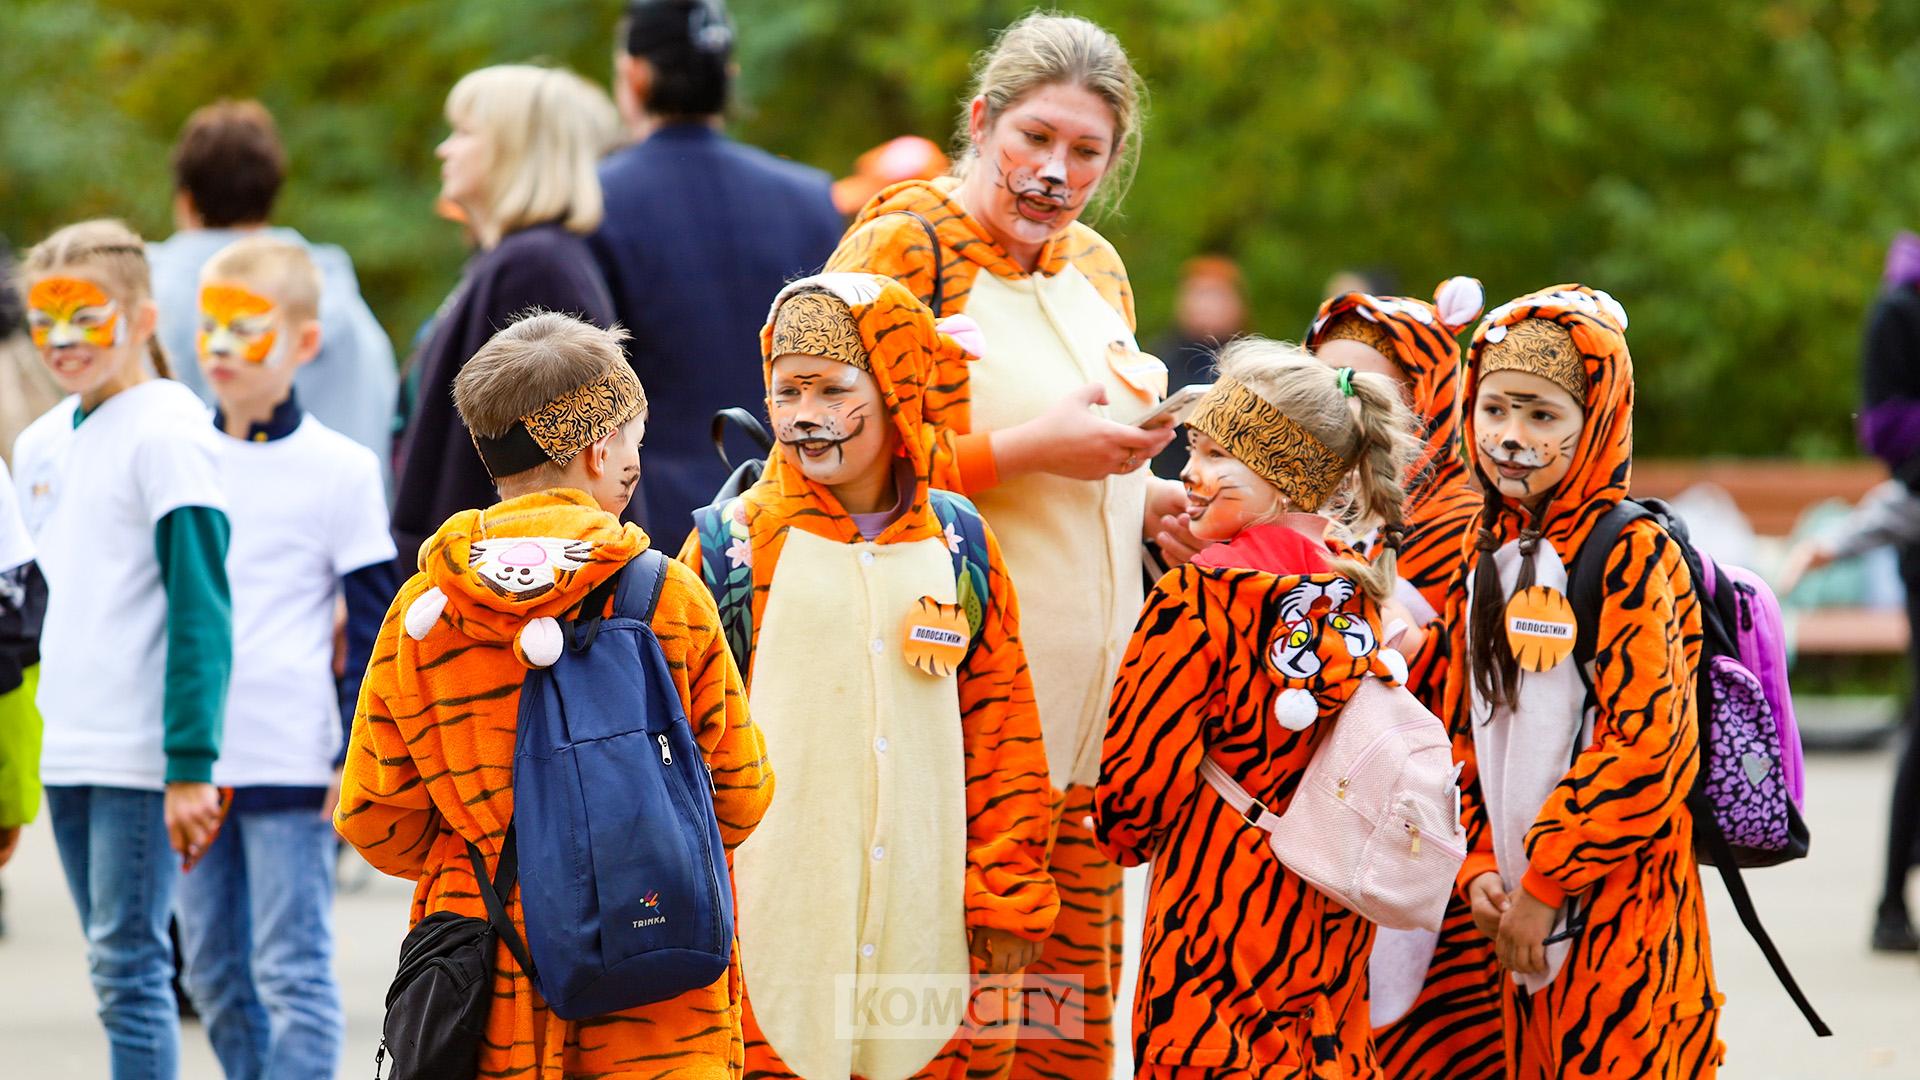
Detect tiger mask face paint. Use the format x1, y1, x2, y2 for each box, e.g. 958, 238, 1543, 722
197, 281, 319, 422
768, 353, 897, 512
1181, 429, 1282, 542
27, 275, 134, 396
1472, 369, 1584, 509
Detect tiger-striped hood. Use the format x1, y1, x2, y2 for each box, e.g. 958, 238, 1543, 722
406, 488, 647, 664
753, 272, 981, 544
1460, 284, 1634, 558
1308, 277, 1483, 507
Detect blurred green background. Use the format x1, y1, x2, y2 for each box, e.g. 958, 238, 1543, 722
6, 0, 1920, 457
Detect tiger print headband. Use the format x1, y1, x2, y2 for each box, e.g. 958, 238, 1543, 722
770, 290, 869, 371
1186, 377, 1349, 511
470, 363, 648, 479
1319, 314, 1398, 357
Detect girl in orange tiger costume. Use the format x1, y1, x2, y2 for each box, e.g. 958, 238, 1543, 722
1097, 344, 1420, 1078
1448, 286, 1723, 1078
677, 273, 1058, 1080
827, 17, 1173, 1078
1306, 281, 1504, 1080
337, 314, 775, 1079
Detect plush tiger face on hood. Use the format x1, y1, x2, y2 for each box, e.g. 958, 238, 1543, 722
1265, 572, 1407, 731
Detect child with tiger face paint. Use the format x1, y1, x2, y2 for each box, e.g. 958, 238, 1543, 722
1095, 339, 1421, 1078
1306, 281, 1508, 1079
677, 273, 1056, 1080
1447, 286, 1725, 1078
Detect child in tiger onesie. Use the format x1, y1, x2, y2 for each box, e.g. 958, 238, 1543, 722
1448, 286, 1724, 1078
678, 273, 1058, 1080
1306, 280, 1504, 1079
1095, 340, 1421, 1079
336, 312, 775, 1079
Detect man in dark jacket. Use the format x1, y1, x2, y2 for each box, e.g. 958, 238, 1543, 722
591, 0, 846, 535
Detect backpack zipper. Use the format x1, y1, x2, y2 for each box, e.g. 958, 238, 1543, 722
1336, 718, 1435, 796
658, 734, 672, 765
1734, 582, 1755, 632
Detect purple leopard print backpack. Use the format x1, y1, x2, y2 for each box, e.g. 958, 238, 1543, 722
1570, 498, 1826, 1035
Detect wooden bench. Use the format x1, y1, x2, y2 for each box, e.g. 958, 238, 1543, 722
1634, 459, 1906, 656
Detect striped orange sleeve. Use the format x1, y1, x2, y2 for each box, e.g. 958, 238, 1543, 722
334, 587, 443, 879
655, 561, 773, 852
1094, 567, 1220, 866
675, 527, 704, 577
1524, 521, 1702, 896
958, 521, 1056, 940
949, 431, 998, 495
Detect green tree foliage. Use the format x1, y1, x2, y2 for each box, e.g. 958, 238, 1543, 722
6, 0, 1920, 456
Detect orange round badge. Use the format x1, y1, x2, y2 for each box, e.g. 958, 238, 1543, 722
1107, 340, 1168, 400
903, 596, 969, 678
1505, 586, 1577, 672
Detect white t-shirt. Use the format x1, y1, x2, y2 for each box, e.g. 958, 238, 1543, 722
214, 415, 395, 787
0, 458, 33, 575
13, 382, 227, 790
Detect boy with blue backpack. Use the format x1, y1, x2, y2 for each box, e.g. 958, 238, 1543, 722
336, 311, 773, 1079
680, 273, 1058, 1079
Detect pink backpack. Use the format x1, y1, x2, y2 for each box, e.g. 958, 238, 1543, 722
1201, 677, 1465, 932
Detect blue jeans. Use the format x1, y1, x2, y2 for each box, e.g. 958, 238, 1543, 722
175, 805, 343, 1080
45, 785, 181, 1080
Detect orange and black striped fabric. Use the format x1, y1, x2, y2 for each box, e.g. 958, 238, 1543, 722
1446, 286, 1724, 1077
336, 489, 775, 1078
1096, 565, 1387, 1079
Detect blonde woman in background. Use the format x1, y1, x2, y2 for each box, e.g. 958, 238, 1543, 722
390, 63, 624, 559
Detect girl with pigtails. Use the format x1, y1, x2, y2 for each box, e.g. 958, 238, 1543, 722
1447, 286, 1723, 1078
1095, 340, 1423, 1077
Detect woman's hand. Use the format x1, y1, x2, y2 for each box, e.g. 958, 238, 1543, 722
165, 781, 226, 867
1495, 888, 1559, 975
992, 384, 1175, 483
1145, 478, 1204, 565
969, 926, 1045, 974
1466, 871, 1508, 941
1776, 540, 1835, 596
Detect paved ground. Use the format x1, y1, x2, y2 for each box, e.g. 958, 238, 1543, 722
1, 746, 1913, 1077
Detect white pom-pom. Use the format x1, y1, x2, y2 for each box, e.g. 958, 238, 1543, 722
1379, 648, 1410, 687
1592, 289, 1629, 332
1434, 277, 1485, 331
1275, 688, 1319, 731
1484, 324, 1507, 345
519, 617, 564, 668
404, 587, 448, 641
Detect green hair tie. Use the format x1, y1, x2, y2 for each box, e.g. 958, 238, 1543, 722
1337, 367, 1356, 398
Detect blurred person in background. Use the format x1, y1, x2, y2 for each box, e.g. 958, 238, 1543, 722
591, 0, 846, 535
832, 134, 950, 216
1150, 254, 1248, 476
390, 64, 621, 561
0, 236, 64, 460
149, 100, 398, 479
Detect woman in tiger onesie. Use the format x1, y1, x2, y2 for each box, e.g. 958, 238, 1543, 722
1305, 280, 1505, 1079
826, 14, 1180, 1079
676, 272, 1058, 1079
1448, 285, 1724, 1078
337, 312, 775, 1078
1096, 342, 1421, 1078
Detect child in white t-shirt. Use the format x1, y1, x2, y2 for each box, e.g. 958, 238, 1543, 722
13, 218, 231, 1078
172, 235, 396, 1078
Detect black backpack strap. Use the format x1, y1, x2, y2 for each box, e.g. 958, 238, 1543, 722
883, 210, 946, 317
465, 825, 537, 982
710, 408, 773, 471
1568, 500, 1652, 672
1689, 792, 1831, 1035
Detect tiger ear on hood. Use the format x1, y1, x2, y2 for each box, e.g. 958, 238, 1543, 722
934, 313, 985, 360
1434, 276, 1485, 334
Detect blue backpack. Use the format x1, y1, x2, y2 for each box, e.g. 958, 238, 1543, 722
505, 549, 732, 1020
693, 489, 993, 676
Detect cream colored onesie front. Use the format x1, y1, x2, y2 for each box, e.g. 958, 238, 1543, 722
736, 527, 971, 1080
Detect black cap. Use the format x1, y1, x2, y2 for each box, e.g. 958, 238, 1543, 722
624, 0, 733, 58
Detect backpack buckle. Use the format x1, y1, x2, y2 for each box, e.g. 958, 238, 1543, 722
1240, 796, 1271, 829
